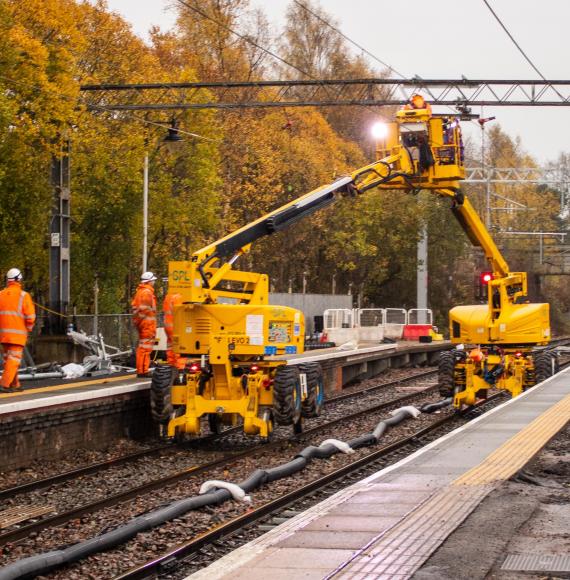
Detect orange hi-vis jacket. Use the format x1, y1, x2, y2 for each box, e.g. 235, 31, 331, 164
0, 281, 36, 346
163, 292, 182, 342
131, 282, 157, 336
403, 102, 432, 115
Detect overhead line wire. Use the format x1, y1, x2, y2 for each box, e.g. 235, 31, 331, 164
173, 0, 321, 82
290, 0, 478, 126
0, 73, 220, 143
292, 0, 406, 79
172, 0, 359, 134
481, 0, 548, 81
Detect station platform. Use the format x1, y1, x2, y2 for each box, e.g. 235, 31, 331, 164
190, 367, 570, 580
0, 373, 146, 415
0, 340, 447, 415
0, 341, 448, 470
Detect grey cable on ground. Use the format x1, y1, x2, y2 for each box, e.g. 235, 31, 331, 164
0, 401, 450, 580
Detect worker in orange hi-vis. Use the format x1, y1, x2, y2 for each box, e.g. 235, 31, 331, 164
403, 93, 432, 115
131, 271, 157, 377
0, 268, 36, 393
163, 290, 184, 369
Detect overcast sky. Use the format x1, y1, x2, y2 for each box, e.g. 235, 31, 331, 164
102, 0, 568, 164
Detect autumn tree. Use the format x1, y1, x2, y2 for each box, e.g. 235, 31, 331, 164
0, 0, 222, 314
280, 0, 392, 147
0, 0, 83, 298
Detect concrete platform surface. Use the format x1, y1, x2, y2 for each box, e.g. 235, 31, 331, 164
189, 367, 570, 580
0, 341, 447, 415
0, 375, 148, 415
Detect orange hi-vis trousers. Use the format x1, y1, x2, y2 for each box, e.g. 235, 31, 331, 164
165, 334, 185, 369
0, 343, 23, 388
135, 320, 155, 375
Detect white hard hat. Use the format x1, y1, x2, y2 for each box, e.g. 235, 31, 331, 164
141, 271, 157, 282
6, 268, 22, 281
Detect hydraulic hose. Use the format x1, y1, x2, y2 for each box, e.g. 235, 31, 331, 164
420, 398, 453, 413
0, 404, 424, 580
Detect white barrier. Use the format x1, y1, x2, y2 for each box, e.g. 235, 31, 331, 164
407, 308, 433, 326
322, 307, 434, 344
323, 309, 358, 345
383, 308, 407, 339
357, 308, 385, 342
323, 308, 354, 330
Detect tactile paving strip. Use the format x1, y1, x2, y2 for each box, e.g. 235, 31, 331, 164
455, 392, 570, 485
502, 553, 570, 572
333, 485, 492, 578
335, 393, 570, 579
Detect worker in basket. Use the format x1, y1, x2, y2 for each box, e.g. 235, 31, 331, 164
403, 93, 432, 115
401, 94, 434, 172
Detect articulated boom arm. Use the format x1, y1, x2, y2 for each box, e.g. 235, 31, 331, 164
169, 107, 520, 307
169, 176, 354, 304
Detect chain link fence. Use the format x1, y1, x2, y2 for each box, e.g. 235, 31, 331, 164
29, 313, 155, 352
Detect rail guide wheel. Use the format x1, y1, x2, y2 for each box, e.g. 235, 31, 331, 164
273, 365, 303, 434
208, 413, 223, 435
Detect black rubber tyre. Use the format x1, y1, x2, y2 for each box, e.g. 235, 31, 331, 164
300, 362, 324, 418
273, 365, 302, 426
438, 351, 456, 398
533, 351, 556, 384
150, 364, 174, 424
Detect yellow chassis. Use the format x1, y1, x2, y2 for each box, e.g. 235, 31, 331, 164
168, 361, 287, 439
453, 351, 532, 407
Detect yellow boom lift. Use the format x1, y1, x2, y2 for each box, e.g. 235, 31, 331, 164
151, 104, 553, 440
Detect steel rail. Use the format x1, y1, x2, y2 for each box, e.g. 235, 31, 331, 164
0, 381, 439, 546
327, 368, 437, 403
114, 394, 504, 580
0, 427, 240, 502
0, 368, 436, 502
0, 444, 170, 502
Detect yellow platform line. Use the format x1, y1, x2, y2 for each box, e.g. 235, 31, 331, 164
337, 392, 570, 578
455, 392, 570, 486
0, 372, 141, 399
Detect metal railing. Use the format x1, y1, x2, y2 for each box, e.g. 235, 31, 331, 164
28, 313, 143, 352
72, 314, 137, 351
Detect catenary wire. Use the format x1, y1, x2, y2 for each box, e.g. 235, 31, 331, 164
481, 0, 548, 81
481, 0, 564, 101
173, 0, 321, 82
0, 73, 220, 143
292, 0, 406, 78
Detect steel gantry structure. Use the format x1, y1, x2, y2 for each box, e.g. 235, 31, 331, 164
80, 78, 570, 111
48, 77, 566, 329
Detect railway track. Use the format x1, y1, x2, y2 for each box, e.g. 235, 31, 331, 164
114, 393, 505, 580
0, 367, 436, 503
0, 375, 438, 547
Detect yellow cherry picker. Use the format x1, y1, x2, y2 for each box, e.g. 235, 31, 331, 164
150, 99, 552, 440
